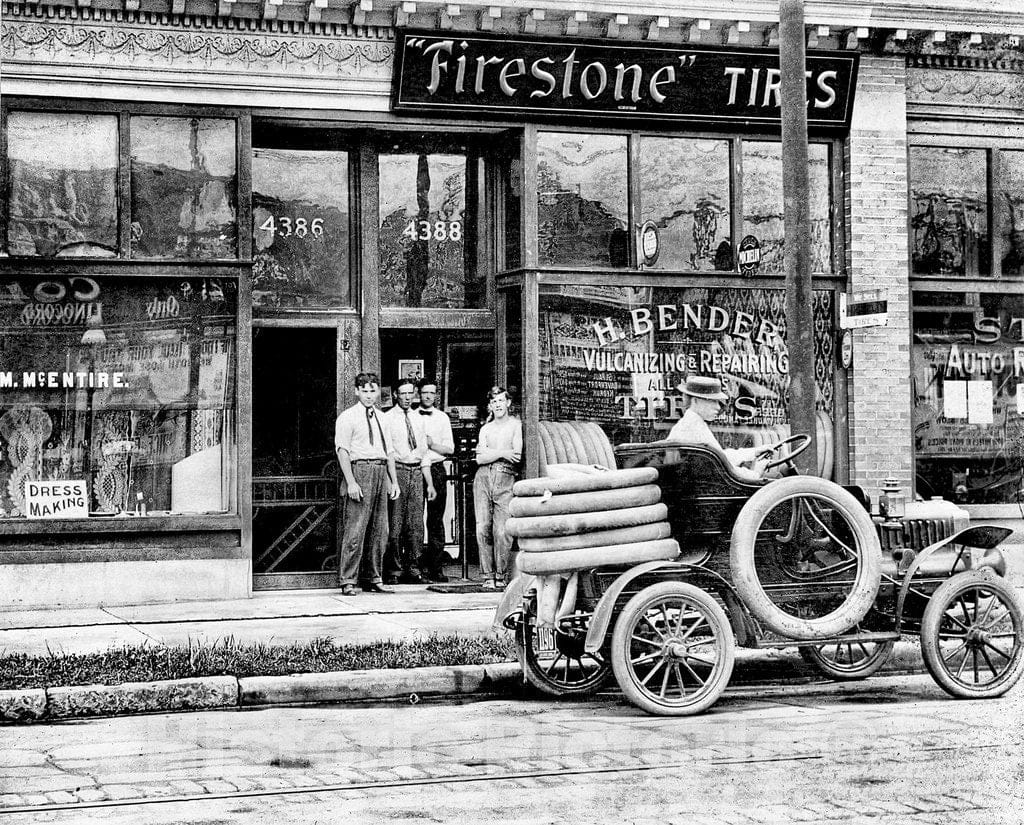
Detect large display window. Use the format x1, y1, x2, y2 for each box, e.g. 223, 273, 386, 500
0, 276, 237, 518
912, 290, 1024, 503
252, 147, 352, 310
537, 284, 837, 477
5, 112, 119, 257
378, 149, 484, 308
534, 132, 836, 274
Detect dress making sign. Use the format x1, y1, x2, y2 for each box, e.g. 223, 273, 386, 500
392, 31, 858, 130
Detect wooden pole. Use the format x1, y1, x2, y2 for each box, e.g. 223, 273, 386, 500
780, 0, 818, 474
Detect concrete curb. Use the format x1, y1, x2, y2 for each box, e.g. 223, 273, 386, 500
238, 662, 521, 706
1, 643, 929, 724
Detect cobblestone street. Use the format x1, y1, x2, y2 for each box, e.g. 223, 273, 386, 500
1, 674, 1021, 824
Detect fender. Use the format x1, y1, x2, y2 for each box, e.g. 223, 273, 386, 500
583, 561, 743, 653
895, 525, 1013, 630
492, 573, 537, 630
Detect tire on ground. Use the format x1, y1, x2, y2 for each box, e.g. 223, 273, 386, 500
920, 570, 1024, 699
729, 475, 882, 640
513, 467, 657, 497
555, 422, 591, 466
581, 422, 617, 468
519, 522, 671, 553
507, 503, 668, 539
518, 539, 680, 575
509, 484, 661, 518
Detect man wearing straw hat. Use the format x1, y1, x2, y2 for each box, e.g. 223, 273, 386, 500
668, 375, 774, 481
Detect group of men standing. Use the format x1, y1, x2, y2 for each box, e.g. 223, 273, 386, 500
333, 372, 455, 596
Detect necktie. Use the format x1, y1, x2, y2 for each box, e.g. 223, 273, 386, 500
366, 407, 379, 445
404, 409, 418, 450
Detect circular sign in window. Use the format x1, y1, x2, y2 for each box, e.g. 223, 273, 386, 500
738, 235, 762, 277
638, 221, 660, 267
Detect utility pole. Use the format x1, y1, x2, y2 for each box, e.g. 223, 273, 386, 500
779, 0, 818, 475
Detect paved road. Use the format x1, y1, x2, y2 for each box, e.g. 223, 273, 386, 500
1, 676, 1021, 825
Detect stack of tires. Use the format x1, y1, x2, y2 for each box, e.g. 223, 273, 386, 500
507, 467, 680, 575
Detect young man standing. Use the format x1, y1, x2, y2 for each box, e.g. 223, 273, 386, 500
415, 378, 455, 582
473, 386, 522, 590
382, 379, 436, 584
335, 372, 401, 596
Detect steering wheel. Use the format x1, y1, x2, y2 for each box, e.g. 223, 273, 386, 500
759, 433, 812, 471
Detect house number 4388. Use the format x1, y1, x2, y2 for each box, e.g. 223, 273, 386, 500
402, 220, 462, 241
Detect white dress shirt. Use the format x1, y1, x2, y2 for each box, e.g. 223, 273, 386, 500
416, 406, 455, 466
383, 404, 429, 467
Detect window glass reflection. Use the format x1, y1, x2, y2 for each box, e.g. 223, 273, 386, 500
379, 153, 480, 308
741, 141, 832, 274
910, 147, 989, 277
0, 277, 237, 517
913, 290, 1023, 502
130, 117, 237, 260
252, 148, 351, 310
999, 150, 1024, 277
6, 112, 118, 257
639, 138, 732, 271
537, 132, 629, 268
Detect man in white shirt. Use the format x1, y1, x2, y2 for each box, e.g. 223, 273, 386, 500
667, 375, 772, 482
382, 379, 436, 584
416, 378, 455, 583
335, 372, 401, 595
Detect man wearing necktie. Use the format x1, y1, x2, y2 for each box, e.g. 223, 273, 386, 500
415, 378, 455, 583
382, 379, 436, 584
334, 373, 401, 596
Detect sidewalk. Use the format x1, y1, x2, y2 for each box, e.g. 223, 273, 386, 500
0, 585, 505, 657
3, 554, 1022, 657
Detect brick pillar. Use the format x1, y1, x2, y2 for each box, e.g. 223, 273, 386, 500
845, 55, 912, 500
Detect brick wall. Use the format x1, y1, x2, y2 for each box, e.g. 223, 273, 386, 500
845, 55, 912, 500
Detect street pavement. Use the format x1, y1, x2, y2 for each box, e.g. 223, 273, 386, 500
0, 675, 1020, 824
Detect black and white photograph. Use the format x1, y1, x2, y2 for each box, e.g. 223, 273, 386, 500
1, 1, 1023, 823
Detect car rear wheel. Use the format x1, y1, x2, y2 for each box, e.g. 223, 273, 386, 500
921, 571, 1024, 699
611, 582, 735, 716
798, 639, 895, 680
516, 609, 612, 697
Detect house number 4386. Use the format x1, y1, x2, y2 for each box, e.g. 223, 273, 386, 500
402, 220, 462, 241
258, 216, 324, 238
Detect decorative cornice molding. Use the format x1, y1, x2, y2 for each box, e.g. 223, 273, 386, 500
1, 16, 395, 76
907, 65, 1024, 109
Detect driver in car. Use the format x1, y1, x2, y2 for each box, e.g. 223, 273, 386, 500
667, 375, 774, 481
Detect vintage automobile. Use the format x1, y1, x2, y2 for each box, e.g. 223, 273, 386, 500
496, 430, 1024, 716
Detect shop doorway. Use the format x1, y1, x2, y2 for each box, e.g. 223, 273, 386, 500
379, 330, 493, 571
252, 327, 339, 590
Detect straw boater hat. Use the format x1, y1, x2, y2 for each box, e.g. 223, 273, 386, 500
677, 375, 728, 401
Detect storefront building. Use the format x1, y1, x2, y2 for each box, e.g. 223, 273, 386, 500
2, 1, 1023, 607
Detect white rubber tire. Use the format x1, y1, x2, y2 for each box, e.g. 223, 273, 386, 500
518, 539, 680, 575
513, 467, 658, 497
507, 503, 668, 539
510, 485, 661, 518
519, 522, 672, 553
611, 582, 735, 716
729, 476, 882, 640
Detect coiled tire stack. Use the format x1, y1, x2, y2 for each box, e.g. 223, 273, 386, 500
507, 467, 680, 575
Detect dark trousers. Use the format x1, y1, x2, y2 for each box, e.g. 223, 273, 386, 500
339, 461, 389, 587
420, 461, 448, 574
385, 464, 424, 578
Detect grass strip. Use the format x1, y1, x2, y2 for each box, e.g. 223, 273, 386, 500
0, 634, 516, 691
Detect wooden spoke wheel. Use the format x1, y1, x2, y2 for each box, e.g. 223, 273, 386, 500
798, 639, 895, 681
611, 582, 735, 716
921, 571, 1024, 699
516, 609, 612, 697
